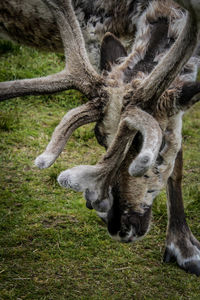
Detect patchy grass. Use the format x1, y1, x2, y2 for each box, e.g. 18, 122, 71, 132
0, 40, 200, 300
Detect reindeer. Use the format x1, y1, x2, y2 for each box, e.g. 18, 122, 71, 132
0, 0, 200, 276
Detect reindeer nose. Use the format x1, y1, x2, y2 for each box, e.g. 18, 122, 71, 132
85, 199, 93, 210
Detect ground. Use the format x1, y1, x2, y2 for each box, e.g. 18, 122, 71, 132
0, 40, 200, 299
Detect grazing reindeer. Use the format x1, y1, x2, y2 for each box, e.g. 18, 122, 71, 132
0, 0, 200, 275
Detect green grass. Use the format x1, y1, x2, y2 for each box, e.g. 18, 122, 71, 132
0, 40, 200, 299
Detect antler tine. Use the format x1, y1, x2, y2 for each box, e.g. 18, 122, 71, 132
57, 107, 162, 212
35, 100, 102, 169
140, 10, 198, 109
0, 0, 104, 101
110, 1, 198, 112
141, 0, 200, 110
44, 0, 103, 94
0, 71, 81, 101
124, 107, 162, 177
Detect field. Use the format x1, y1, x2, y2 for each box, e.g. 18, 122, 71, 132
0, 40, 200, 299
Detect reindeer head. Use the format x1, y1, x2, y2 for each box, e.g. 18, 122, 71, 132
1, 0, 199, 242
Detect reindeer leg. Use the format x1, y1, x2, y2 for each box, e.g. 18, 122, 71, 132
163, 149, 200, 276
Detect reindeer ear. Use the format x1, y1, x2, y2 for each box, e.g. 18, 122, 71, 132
100, 32, 127, 72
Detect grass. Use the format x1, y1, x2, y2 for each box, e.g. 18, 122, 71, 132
0, 39, 200, 299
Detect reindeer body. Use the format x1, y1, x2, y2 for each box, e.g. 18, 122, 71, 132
0, 0, 200, 275
0, 0, 148, 68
